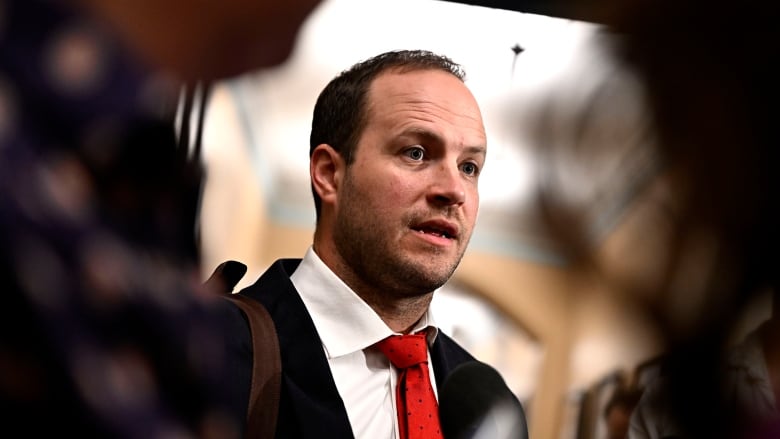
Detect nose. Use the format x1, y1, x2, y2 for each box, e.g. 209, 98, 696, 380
427, 163, 466, 207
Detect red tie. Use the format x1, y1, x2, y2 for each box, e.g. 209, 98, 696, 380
377, 333, 443, 439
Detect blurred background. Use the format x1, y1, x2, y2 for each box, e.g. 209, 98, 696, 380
190, 1, 774, 438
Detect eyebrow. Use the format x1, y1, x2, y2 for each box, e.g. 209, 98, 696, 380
463, 145, 487, 160
400, 128, 442, 145
401, 128, 486, 157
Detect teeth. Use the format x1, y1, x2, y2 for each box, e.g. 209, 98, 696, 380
413, 226, 451, 239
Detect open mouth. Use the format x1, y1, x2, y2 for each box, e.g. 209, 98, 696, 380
411, 221, 458, 240
414, 227, 452, 239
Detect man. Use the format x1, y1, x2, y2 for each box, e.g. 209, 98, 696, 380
221, 50, 524, 438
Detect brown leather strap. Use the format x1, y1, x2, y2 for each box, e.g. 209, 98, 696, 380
224, 294, 281, 439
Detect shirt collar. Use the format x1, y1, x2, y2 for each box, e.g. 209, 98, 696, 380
290, 246, 438, 358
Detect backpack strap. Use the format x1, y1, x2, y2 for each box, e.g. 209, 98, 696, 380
205, 260, 281, 438
223, 293, 281, 439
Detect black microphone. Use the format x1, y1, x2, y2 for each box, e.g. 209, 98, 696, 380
439, 361, 528, 439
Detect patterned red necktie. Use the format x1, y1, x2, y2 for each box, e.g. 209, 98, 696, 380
377, 333, 443, 439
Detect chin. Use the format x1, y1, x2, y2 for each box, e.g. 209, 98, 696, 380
407, 262, 456, 291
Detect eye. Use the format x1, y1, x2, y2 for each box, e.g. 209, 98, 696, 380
461, 162, 479, 176
403, 146, 425, 161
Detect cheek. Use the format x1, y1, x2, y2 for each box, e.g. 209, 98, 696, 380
465, 189, 480, 218
379, 174, 418, 205
349, 172, 408, 218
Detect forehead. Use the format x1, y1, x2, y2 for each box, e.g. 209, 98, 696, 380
363, 69, 486, 139
365, 69, 475, 113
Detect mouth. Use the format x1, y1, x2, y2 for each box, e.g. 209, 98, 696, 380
411, 219, 459, 240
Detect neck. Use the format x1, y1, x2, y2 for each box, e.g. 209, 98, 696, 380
335, 260, 433, 333
363, 292, 433, 334
311, 241, 433, 333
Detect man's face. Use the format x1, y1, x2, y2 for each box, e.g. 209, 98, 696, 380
333, 69, 486, 298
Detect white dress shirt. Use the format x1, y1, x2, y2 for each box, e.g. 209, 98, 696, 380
290, 246, 440, 439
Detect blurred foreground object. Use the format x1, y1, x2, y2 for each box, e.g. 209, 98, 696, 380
0, 0, 318, 436
80, 0, 321, 80
526, 1, 778, 438
440, 361, 528, 439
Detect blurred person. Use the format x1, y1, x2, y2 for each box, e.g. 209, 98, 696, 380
217, 50, 526, 439
527, 1, 778, 438
0, 0, 319, 437
604, 387, 642, 439
629, 290, 779, 439
611, 2, 779, 438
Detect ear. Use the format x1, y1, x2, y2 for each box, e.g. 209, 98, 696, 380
310, 143, 344, 207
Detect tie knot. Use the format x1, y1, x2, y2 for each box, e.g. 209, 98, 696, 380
377, 333, 428, 369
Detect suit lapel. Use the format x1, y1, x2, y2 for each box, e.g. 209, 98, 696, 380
240, 259, 354, 438
430, 331, 477, 390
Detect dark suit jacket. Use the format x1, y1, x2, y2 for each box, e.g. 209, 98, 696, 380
219, 258, 477, 438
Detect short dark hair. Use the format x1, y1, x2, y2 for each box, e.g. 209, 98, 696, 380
308, 49, 466, 221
